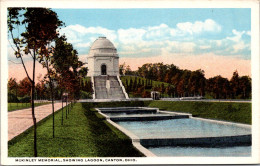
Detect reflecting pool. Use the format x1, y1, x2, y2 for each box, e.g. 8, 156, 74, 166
117, 118, 251, 138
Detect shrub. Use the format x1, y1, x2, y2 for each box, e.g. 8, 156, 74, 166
19, 96, 31, 103
8, 93, 19, 103
80, 90, 92, 99
142, 90, 150, 98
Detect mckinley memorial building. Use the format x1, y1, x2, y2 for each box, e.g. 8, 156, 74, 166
87, 37, 129, 100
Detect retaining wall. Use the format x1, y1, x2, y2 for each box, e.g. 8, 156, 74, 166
111, 115, 189, 122
140, 135, 252, 147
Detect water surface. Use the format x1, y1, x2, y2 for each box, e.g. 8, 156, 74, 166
117, 118, 251, 138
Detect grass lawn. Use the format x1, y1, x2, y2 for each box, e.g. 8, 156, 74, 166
8, 102, 50, 112
8, 102, 143, 157
146, 101, 252, 124
83, 100, 251, 124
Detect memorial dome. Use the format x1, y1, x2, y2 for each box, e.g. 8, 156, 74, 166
90, 37, 116, 50
88, 37, 117, 56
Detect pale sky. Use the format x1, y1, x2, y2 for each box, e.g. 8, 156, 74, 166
8, 8, 251, 81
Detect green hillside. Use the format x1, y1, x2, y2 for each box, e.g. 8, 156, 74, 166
121, 76, 173, 87
120, 75, 175, 98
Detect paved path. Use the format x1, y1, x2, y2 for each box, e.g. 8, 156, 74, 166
8, 102, 63, 141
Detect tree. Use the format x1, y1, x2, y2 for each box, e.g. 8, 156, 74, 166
129, 78, 133, 92
119, 62, 126, 75
239, 76, 251, 99
8, 78, 17, 93
8, 78, 19, 103
137, 78, 141, 88
222, 78, 230, 99
166, 84, 174, 97
35, 81, 46, 100
52, 35, 84, 100
230, 70, 240, 98
125, 78, 129, 93
137, 63, 150, 78
18, 77, 31, 97
164, 73, 171, 83
133, 77, 137, 91
42, 69, 57, 138
8, 78, 19, 100
160, 83, 165, 96
179, 70, 191, 97
189, 69, 206, 96
198, 72, 206, 96
8, 8, 63, 157
79, 67, 88, 83
177, 79, 185, 97
207, 75, 228, 99
157, 63, 167, 82
125, 65, 132, 75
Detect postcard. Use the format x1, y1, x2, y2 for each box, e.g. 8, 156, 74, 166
1, 0, 260, 165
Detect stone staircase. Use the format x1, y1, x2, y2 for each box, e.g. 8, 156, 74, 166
94, 76, 126, 99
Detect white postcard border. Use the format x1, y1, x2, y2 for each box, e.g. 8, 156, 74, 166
1, 0, 259, 165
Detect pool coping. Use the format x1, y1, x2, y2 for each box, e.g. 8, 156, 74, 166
99, 107, 191, 121
157, 110, 192, 117
98, 107, 158, 110
190, 116, 251, 129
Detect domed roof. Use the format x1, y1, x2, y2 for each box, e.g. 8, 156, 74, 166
90, 37, 116, 50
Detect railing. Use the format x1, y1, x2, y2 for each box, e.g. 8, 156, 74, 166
117, 75, 129, 99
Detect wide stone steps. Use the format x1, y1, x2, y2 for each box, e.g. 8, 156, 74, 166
94, 76, 126, 99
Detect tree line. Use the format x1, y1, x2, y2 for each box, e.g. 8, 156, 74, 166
121, 63, 251, 99
8, 8, 88, 157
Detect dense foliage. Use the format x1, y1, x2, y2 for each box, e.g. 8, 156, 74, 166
52, 35, 87, 100
8, 7, 65, 157
121, 63, 251, 99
